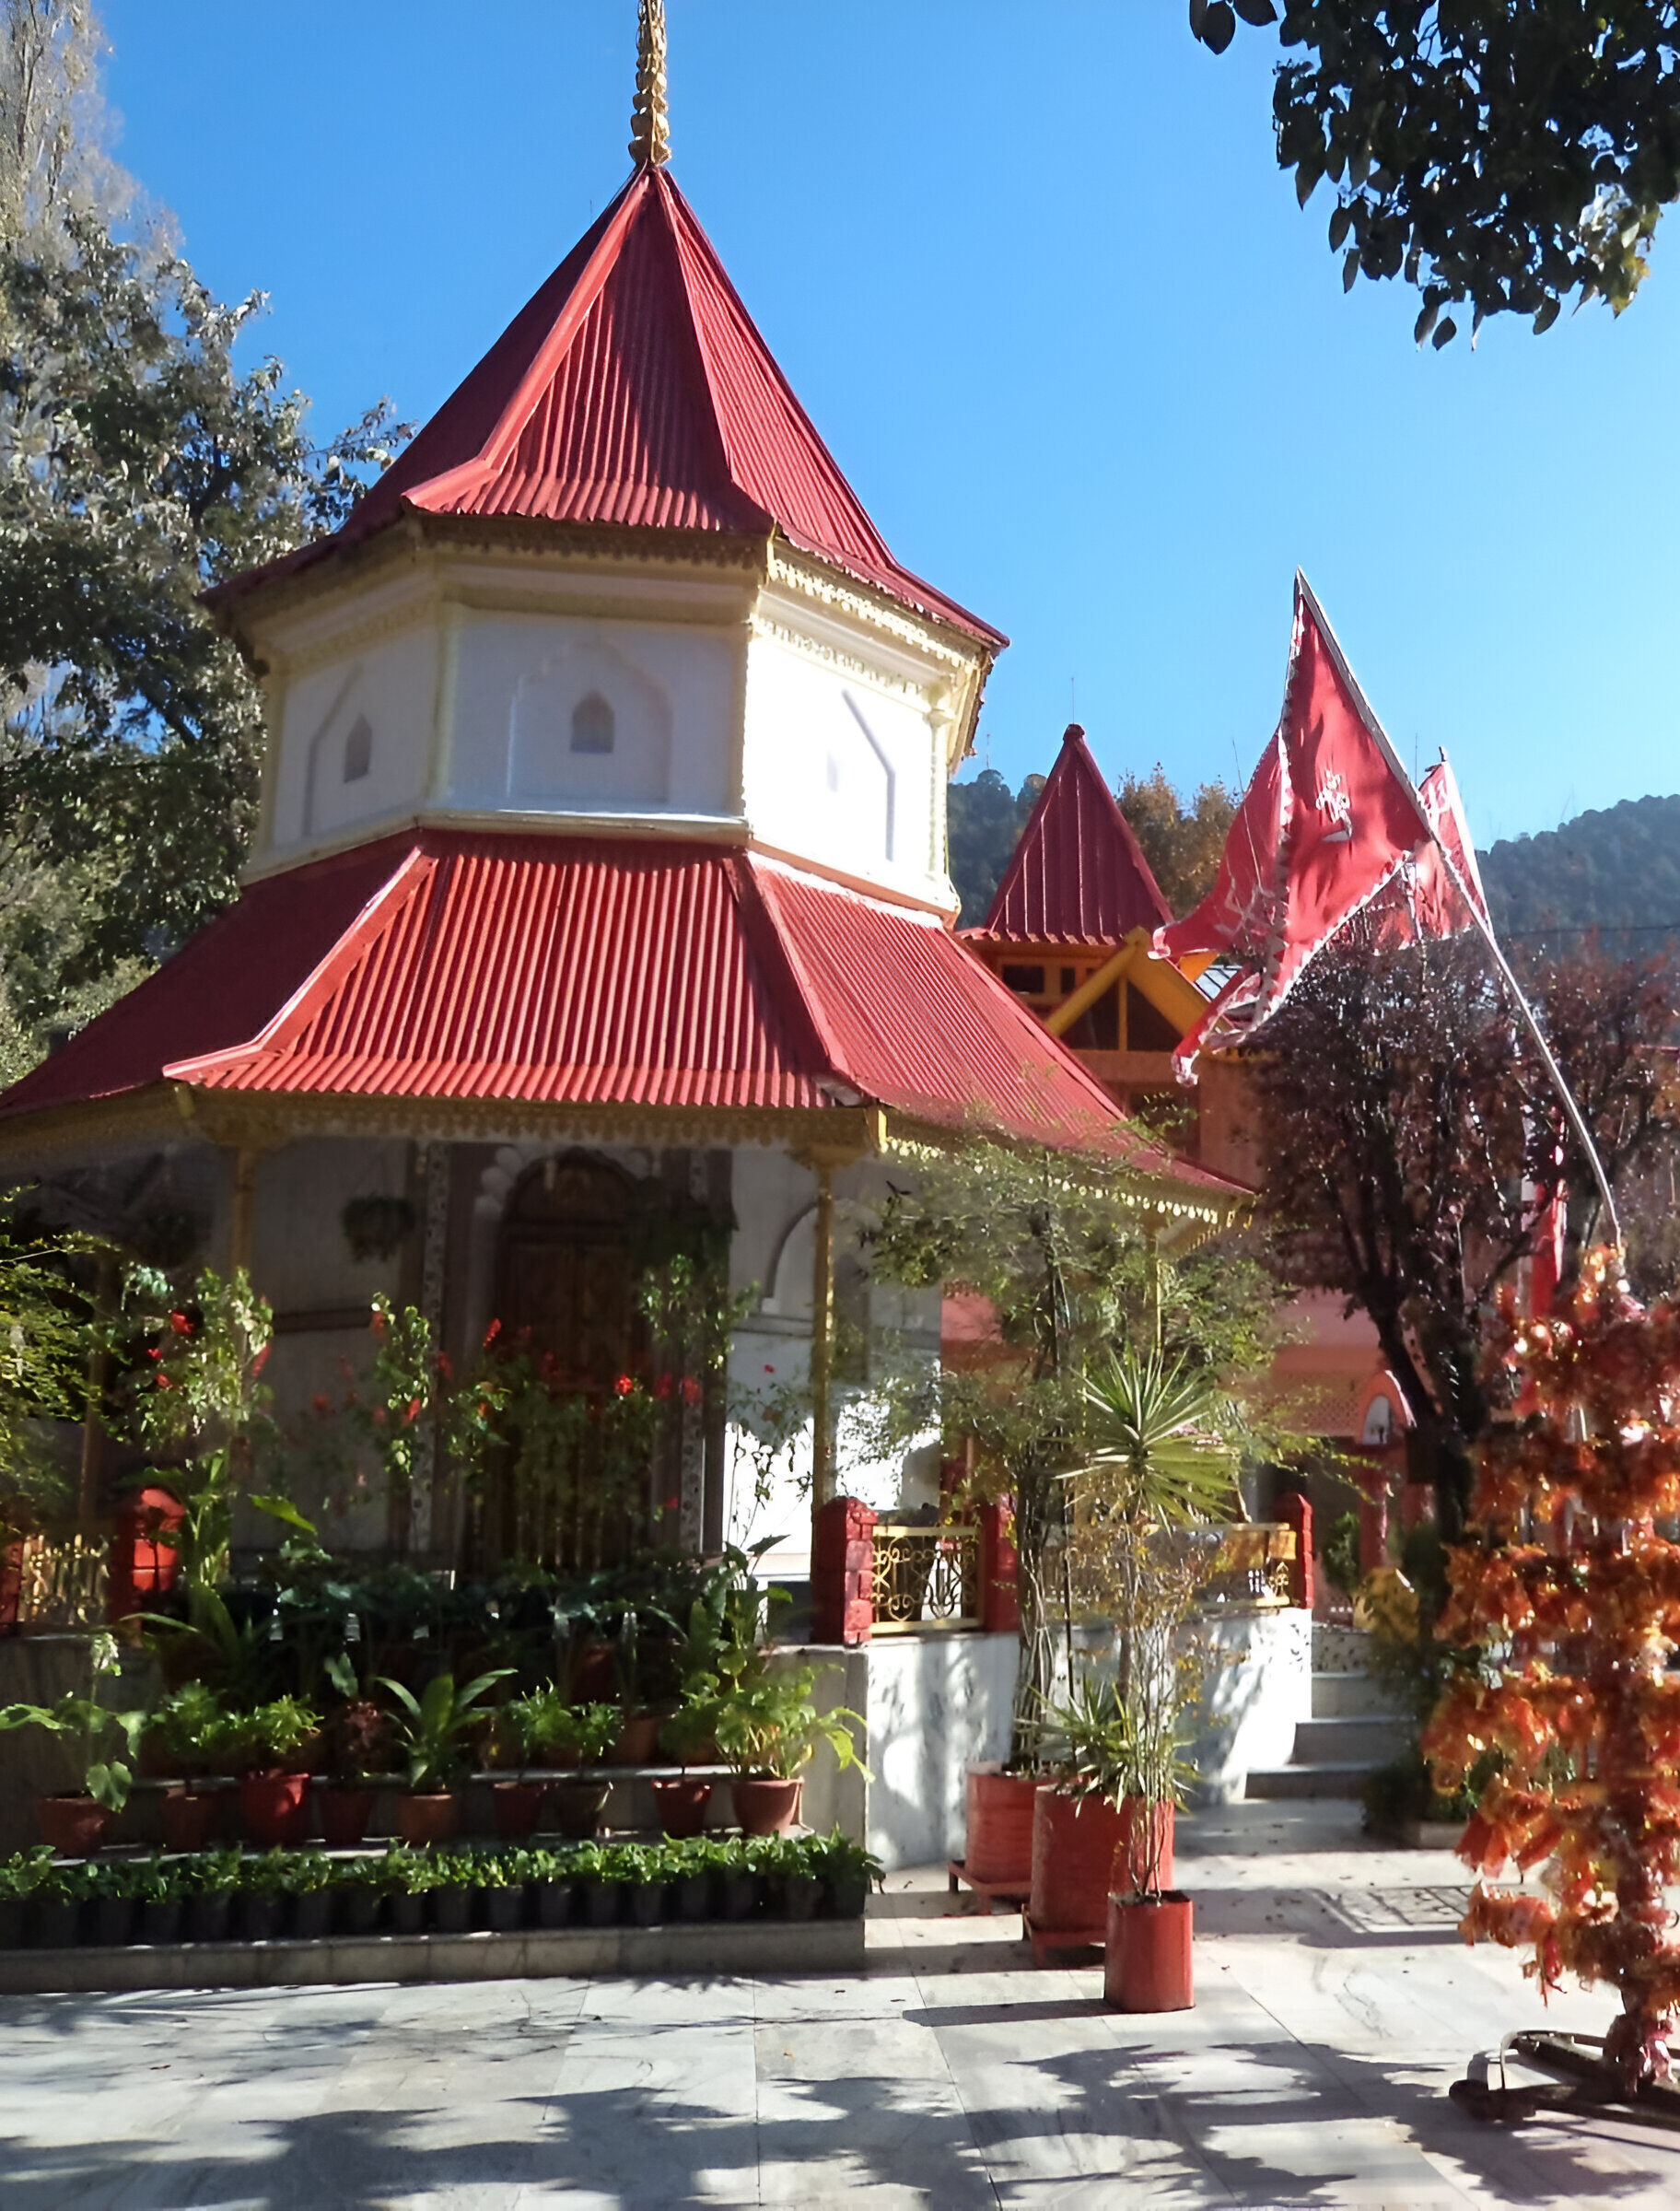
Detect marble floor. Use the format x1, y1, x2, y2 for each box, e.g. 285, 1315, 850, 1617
5, 1802, 1680, 2208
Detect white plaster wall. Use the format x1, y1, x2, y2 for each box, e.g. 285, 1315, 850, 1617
741, 629, 943, 902
449, 614, 735, 818
269, 625, 438, 852
859, 1632, 1018, 1868
1184, 1608, 1313, 1805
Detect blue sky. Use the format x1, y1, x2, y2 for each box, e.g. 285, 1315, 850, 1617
99, 1, 1680, 850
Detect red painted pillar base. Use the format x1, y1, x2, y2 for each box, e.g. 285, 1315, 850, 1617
811, 1496, 877, 1645
980, 1497, 1021, 1633
1277, 1490, 1313, 1612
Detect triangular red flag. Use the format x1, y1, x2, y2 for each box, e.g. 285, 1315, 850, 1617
1155, 576, 1476, 1072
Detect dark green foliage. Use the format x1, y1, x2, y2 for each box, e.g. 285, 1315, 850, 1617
1318, 1508, 1362, 1599
0, 212, 402, 1075
1191, 3, 1680, 339
1479, 793, 1680, 952
946, 768, 1043, 925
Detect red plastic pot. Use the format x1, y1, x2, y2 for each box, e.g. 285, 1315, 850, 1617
34, 1795, 111, 1855
1104, 1889, 1194, 2012
396, 1791, 458, 1846
317, 1785, 376, 1848
239, 1770, 311, 1848
158, 1785, 219, 1854
964, 1765, 1038, 1886
731, 1774, 802, 1836
1029, 1785, 1124, 1935
651, 1775, 713, 1839
609, 1711, 663, 1766
492, 1780, 546, 1840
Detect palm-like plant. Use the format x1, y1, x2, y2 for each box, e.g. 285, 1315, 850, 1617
1064, 1348, 1241, 1891
376, 1668, 513, 1793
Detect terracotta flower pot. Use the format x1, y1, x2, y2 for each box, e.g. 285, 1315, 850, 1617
239, 1770, 311, 1848
492, 1779, 546, 1840
1104, 1889, 1194, 2012
317, 1785, 376, 1848
33, 1796, 111, 1856
609, 1711, 663, 1766
395, 1791, 458, 1846
158, 1786, 218, 1854
963, 1764, 1039, 1886
1028, 1785, 1124, 1935
571, 1642, 618, 1702
550, 1779, 611, 1841
731, 1774, 802, 1836
650, 1775, 713, 1839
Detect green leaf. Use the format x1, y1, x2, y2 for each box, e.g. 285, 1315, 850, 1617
250, 1493, 318, 1537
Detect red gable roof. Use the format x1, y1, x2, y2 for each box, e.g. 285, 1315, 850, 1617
971, 724, 1172, 946
0, 832, 1236, 1198
215, 168, 1000, 649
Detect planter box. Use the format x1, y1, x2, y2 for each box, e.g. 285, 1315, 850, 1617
0, 1916, 867, 1995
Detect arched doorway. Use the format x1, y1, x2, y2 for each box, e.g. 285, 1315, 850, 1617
486, 1153, 649, 1569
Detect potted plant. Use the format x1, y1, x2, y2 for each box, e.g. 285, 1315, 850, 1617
1070, 1348, 1238, 2011
494, 1689, 565, 1840
146, 1680, 228, 1851
377, 1667, 512, 1843
237, 1848, 291, 1941
318, 1655, 392, 1847
571, 1842, 618, 1927
284, 1849, 336, 1940
132, 1853, 188, 1946
182, 1843, 243, 1944
527, 1843, 576, 1931
0, 1632, 148, 1854
0, 1849, 52, 1949
220, 1696, 320, 1847
807, 1828, 881, 1920
508, 1692, 619, 1839
652, 1695, 718, 1838
709, 1656, 865, 1836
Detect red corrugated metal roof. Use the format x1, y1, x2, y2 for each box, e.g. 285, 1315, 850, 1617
971, 724, 1172, 947
0, 831, 1238, 1196
213, 168, 1001, 649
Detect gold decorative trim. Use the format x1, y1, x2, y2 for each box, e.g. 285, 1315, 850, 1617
766, 544, 982, 674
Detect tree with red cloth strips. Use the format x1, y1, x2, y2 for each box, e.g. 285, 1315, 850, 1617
1423, 1248, 1680, 2096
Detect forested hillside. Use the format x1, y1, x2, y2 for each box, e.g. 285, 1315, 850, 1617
1478, 793, 1680, 949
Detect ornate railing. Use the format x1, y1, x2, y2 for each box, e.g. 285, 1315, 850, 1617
869, 1522, 982, 1633
8, 1525, 111, 1632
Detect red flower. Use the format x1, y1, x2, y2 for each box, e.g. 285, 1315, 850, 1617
155, 1375, 173, 1391
370, 1309, 387, 1338
145, 1347, 162, 1363
251, 1345, 270, 1376
168, 1311, 192, 1337
654, 1375, 672, 1400
404, 1397, 423, 1424
311, 1393, 332, 1417
681, 1377, 703, 1408
436, 1351, 453, 1382
613, 1375, 635, 1397
484, 1318, 502, 1349
662, 1495, 681, 1513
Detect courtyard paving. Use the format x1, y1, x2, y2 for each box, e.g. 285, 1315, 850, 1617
5, 1801, 1680, 2207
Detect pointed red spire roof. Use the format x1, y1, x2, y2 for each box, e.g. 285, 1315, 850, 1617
971, 725, 1172, 945
217, 167, 999, 645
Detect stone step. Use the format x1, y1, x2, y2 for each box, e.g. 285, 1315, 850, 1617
1310, 1669, 1407, 1720
1245, 1762, 1373, 1801
1291, 1715, 1406, 1765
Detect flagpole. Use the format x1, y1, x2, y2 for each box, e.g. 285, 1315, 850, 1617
1295, 572, 1622, 1254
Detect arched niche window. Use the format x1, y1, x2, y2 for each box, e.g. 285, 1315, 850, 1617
343, 714, 372, 783
570, 692, 614, 755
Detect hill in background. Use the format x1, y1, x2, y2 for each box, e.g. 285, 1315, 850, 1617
1478, 793, 1680, 950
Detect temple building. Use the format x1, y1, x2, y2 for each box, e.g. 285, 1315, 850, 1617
0, 5, 1239, 1585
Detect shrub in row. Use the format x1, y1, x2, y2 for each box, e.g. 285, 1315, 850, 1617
0, 1831, 878, 1950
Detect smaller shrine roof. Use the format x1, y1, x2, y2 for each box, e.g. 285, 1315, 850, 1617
970, 724, 1172, 947
0, 832, 1241, 1204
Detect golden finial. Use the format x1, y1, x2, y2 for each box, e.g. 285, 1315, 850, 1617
629, 0, 671, 169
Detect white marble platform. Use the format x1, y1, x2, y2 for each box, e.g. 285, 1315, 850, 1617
5, 1800, 1678, 2206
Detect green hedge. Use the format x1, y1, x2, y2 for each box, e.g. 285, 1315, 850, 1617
0, 1829, 878, 1906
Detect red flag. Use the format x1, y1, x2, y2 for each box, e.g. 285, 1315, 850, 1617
1371, 757, 1488, 944
1154, 575, 1474, 1073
